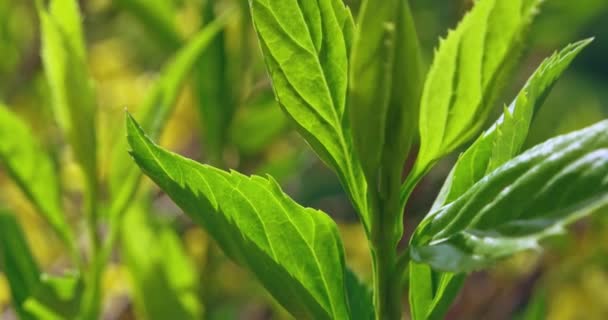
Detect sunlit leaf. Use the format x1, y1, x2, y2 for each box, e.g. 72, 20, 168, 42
0, 105, 71, 244
122, 204, 202, 320
23, 272, 83, 320
407, 39, 593, 320
414, 0, 543, 180
0, 212, 82, 320
250, 0, 370, 229
411, 120, 608, 272
38, 0, 98, 195
436, 39, 594, 206
127, 114, 351, 319
108, 11, 233, 220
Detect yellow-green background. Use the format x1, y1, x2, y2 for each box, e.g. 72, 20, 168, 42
0, 0, 607, 319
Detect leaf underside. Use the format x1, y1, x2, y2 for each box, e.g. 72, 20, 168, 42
412, 120, 608, 272
408, 34, 592, 320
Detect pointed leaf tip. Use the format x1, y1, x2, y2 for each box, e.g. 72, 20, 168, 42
126, 116, 352, 319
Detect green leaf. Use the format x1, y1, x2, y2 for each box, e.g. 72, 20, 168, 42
0, 210, 83, 320
108, 12, 233, 220
230, 94, 289, 156
411, 120, 608, 272
0, 105, 71, 244
407, 39, 593, 319
0, 212, 82, 319
345, 269, 373, 320
38, 0, 98, 193
126, 114, 351, 319
0, 212, 40, 320
250, 0, 370, 230
349, 0, 423, 183
518, 288, 547, 320
122, 204, 202, 320
437, 39, 594, 207
195, 1, 235, 164
23, 272, 83, 320
414, 0, 543, 179
408, 262, 465, 320
408, 262, 433, 320
114, 0, 182, 50
22, 300, 64, 320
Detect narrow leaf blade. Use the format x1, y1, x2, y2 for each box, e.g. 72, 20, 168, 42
39, 0, 98, 189
0, 212, 40, 320
195, 2, 234, 164
122, 205, 202, 320
0, 105, 71, 244
409, 263, 465, 320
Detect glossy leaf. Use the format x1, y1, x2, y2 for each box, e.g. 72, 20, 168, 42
408, 39, 592, 319
0, 105, 71, 244
108, 12, 233, 220
437, 39, 594, 206
38, 0, 98, 192
349, 0, 422, 183
126, 114, 351, 319
411, 120, 608, 272
415, 0, 543, 179
122, 204, 202, 320
250, 0, 370, 229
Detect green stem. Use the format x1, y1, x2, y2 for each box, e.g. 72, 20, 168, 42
81, 174, 102, 319
79, 252, 103, 320
370, 169, 404, 320
85, 174, 100, 255
371, 235, 402, 320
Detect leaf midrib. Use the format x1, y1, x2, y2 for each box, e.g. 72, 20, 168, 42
254, 2, 366, 224
133, 127, 341, 318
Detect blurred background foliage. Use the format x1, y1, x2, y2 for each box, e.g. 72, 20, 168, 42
0, 0, 607, 319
